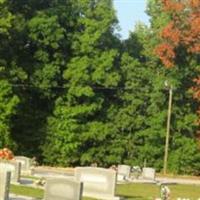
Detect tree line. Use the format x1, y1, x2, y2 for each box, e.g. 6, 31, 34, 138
0, 0, 199, 175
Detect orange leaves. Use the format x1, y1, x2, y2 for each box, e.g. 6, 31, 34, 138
189, 0, 200, 8
189, 44, 200, 53
193, 77, 200, 101
155, 22, 180, 68
161, 22, 181, 45
186, 12, 200, 53
162, 0, 185, 12
193, 77, 200, 85
155, 43, 175, 68
193, 89, 200, 100
156, 0, 200, 68
157, 0, 200, 136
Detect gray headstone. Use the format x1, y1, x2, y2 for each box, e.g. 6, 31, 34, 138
142, 167, 156, 180
75, 167, 120, 200
0, 160, 21, 183
0, 171, 11, 200
44, 178, 83, 200
117, 165, 131, 181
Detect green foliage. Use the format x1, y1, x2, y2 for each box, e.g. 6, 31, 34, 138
6, 0, 76, 157
112, 0, 199, 174
43, 0, 121, 166
28, 13, 65, 49
0, 0, 198, 175
0, 79, 19, 148
0, 0, 19, 149
0, 0, 14, 34
169, 137, 200, 175
112, 52, 167, 169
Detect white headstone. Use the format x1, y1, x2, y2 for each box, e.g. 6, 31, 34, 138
44, 178, 83, 200
117, 165, 131, 181
75, 167, 120, 200
15, 156, 31, 172
0, 171, 11, 200
142, 167, 155, 180
0, 160, 21, 183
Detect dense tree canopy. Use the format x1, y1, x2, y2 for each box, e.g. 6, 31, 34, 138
0, 0, 199, 175
154, 0, 200, 173
43, 0, 121, 166
0, 0, 19, 149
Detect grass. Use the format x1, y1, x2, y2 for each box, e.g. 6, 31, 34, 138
10, 185, 43, 199
116, 183, 200, 200
10, 183, 200, 200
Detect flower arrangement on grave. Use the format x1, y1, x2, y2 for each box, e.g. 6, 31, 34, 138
0, 148, 14, 160
160, 185, 170, 200
131, 166, 142, 179
34, 177, 46, 187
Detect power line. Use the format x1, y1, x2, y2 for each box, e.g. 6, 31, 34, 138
10, 83, 132, 90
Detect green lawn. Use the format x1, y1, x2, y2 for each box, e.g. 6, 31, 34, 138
117, 183, 200, 200
11, 185, 43, 199
11, 183, 200, 200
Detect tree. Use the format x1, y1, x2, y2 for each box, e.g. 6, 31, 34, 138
154, 0, 200, 173
115, 20, 174, 169
0, 78, 19, 148
43, 0, 121, 166
5, 0, 77, 157
0, 0, 13, 34
0, 0, 19, 149
155, 0, 200, 67
115, 0, 199, 173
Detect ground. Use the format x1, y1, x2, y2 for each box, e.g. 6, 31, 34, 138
11, 183, 200, 200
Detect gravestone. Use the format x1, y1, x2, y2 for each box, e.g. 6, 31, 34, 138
15, 156, 31, 173
0, 171, 11, 200
0, 160, 21, 183
117, 165, 131, 181
44, 178, 83, 200
31, 167, 73, 178
142, 167, 155, 180
75, 167, 120, 200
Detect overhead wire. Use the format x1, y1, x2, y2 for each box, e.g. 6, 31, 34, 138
10, 83, 132, 90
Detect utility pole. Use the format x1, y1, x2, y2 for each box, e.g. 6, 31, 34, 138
163, 84, 173, 175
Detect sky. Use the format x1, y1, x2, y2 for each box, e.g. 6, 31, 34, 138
113, 0, 150, 39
